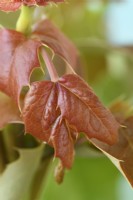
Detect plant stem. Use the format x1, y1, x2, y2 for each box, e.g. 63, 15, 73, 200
16, 6, 34, 34
42, 49, 59, 82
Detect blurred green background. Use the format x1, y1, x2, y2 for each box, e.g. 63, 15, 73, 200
0, 0, 133, 199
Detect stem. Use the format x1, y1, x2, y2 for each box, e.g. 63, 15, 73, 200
16, 6, 34, 34
42, 48, 59, 82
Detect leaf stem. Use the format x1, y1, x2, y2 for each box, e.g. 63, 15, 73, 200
42, 48, 59, 82
16, 6, 34, 34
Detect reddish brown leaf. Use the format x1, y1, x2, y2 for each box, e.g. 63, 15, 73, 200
0, 0, 64, 12
0, 93, 22, 129
91, 117, 133, 187
0, 29, 41, 106
91, 99, 133, 188
51, 117, 75, 168
22, 74, 119, 168
0, 1, 21, 11
35, 0, 64, 6
32, 19, 78, 69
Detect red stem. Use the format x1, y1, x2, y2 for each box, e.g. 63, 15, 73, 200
42, 48, 59, 82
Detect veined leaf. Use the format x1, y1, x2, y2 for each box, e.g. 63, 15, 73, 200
22, 74, 119, 168
0, 21, 78, 106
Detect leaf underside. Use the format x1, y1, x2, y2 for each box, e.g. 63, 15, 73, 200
0, 20, 78, 107
0, 93, 22, 129
0, 29, 41, 107
32, 19, 78, 69
91, 116, 133, 187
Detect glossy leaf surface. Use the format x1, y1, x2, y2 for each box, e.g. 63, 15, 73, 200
22, 74, 119, 168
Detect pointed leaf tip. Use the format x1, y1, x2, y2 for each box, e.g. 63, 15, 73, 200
22, 74, 119, 168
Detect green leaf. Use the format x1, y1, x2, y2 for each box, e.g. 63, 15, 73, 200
0, 144, 44, 200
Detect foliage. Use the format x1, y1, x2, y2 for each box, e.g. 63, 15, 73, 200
0, 1, 133, 200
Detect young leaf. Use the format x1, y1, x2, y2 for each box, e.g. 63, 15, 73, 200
0, 22, 78, 105
22, 74, 119, 168
0, 93, 22, 129
32, 19, 78, 69
0, 29, 41, 106
91, 116, 133, 187
0, 0, 64, 12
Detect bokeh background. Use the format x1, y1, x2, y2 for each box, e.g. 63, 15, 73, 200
0, 0, 133, 199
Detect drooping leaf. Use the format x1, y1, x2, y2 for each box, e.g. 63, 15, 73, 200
32, 19, 79, 69
0, 28, 41, 106
0, 144, 44, 200
91, 116, 133, 187
0, 92, 22, 129
0, 0, 64, 12
22, 74, 119, 168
